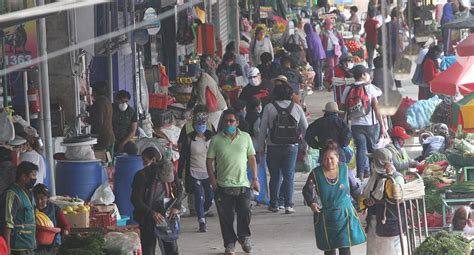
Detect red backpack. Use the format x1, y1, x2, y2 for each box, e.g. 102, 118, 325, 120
345, 83, 372, 119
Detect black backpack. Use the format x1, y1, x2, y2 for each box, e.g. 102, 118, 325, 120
270, 102, 299, 144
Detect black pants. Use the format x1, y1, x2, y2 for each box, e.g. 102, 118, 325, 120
215, 187, 252, 247
324, 247, 351, 255
140, 222, 179, 255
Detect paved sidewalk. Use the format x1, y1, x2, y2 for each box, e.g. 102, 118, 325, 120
177, 82, 422, 254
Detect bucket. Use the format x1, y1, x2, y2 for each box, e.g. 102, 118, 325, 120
55, 160, 106, 201
36, 226, 61, 245
114, 155, 143, 224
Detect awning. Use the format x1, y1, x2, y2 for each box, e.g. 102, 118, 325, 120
0, 0, 111, 29
451, 93, 474, 132
430, 56, 474, 96
456, 33, 474, 57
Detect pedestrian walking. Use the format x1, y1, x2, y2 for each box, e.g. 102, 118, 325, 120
131, 147, 184, 255
206, 109, 260, 255
364, 10, 379, 69
302, 141, 366, 255
251, 26, 274, 66
178, 105, 216, 232
304, 23, 326, 90
341, 65, 388, 180
305, 102, 352, 163
258, 84, 308, 214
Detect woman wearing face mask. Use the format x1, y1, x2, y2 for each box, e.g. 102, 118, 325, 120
329, 54, 355, 108
250, 26, 274, 66
420, 45, 442, 100
302, 140, 365, 255
385, 126, 419, 175
178, 105, 216, 232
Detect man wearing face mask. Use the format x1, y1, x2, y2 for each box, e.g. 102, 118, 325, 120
330, 54, 355, 108
231, 100, 250, 133
1, 161, 38, 255
239, 67, 272, 106
112, 90, 138, 153
190, 64, 228, 130
178, 105, 216, 232
207, 109, 259, 255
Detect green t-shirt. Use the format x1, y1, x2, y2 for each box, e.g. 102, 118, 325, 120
207, 130, 255, 188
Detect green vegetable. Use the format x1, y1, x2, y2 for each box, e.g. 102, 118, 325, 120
424, 190, 443, 214
425, 153, 447, 164
415, 231, 471, 255
59, 233, 105, 255
450, 182, 474, 193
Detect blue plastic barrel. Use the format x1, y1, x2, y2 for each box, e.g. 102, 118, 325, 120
55, 160, 106, 201
114, 155, 143, 224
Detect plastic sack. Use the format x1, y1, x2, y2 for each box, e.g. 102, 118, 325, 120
155, 216, 180, 242
0, 111, 14, 142
91, 182, 115, 205
374, 137, 391, 149
406, 95, 442, 129
65, 145, 95, 160
104, 232, 141, 255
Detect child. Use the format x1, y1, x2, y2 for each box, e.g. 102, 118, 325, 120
32, 184, 70, 251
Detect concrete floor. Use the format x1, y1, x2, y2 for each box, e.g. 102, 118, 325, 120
177, 81, 422, 255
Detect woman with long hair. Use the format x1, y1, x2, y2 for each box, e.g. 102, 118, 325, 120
304, 23, 326, 90
250, 26, 274, 66
420, 45, 442, 100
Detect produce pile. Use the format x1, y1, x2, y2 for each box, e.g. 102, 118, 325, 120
415, 231, 471, 255
35, 211, 54, 228
59, 233, 105, 255
62, 204, 91, 215
344, 39, 365, 61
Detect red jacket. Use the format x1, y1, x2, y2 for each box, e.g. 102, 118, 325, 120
364, 19, 379, 45
423, 58, 439, 84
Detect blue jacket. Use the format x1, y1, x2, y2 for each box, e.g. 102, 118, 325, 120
305, 112, 351, 149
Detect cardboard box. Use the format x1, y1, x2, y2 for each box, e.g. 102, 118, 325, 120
64, 211, 90, 228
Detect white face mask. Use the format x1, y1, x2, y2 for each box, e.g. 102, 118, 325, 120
256, 105, 262, 113
249, 76, 262, 86
118, 103, 128, 112
347, 63, 354, 69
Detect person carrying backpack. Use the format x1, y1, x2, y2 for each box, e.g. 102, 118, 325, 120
341, 65, 387, 180
258, 84, 308, 214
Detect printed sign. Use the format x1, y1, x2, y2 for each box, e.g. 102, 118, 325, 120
259, 6, 273, 19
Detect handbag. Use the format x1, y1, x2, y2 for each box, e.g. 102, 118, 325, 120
155, 216, 180, 242
205, 87, 218, 112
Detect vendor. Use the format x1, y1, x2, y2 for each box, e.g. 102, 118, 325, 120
363, 148, 406, 255
8, 136, 46, 185
0, 162, 38, 255
32, 184, 70, 251
453, 204, 474, 235
112, 90, 138, 153
87, 82, 115, 162
385, 126, 419, 174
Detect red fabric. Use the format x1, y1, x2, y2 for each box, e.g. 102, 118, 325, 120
159, 65, 169, 87
364, 19, 379, 45
205, 87, 218, 112
391, 97, 416, 131
423, 58, 440, 84
0, 236, 7, 255
56, 208, 71, 232
333, 65, 349, 105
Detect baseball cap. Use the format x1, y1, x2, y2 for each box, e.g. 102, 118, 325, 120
247, 67, 260, 78
371, 148, 393, 174
391, 126, 411, 140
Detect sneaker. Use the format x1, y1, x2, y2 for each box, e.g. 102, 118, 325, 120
199, 222, 207, 232
239, 237, 253, 253
285, 207, 296, 214
278, 205, 285, 210
267, 206, 279, 213
225, 243, 236, 255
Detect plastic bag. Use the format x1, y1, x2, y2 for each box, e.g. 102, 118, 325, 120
65, 145, 95, 160
374, 137, 391, 149
0, 111, 14, 142
91, 182, 115, 205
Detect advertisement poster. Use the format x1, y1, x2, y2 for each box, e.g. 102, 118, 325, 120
3, 0, 38, 69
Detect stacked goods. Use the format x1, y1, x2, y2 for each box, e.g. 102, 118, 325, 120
344, 39, 365, 61
173, 75, 193, 103
62, 204, 91, 228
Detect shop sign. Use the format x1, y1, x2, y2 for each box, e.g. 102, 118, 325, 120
259, 6, 273, 19
2, 0, 37, 68
143, 8, 161, 35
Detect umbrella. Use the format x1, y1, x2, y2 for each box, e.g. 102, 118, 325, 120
430, 57, 474, 96
442, 12, 474, 29
456, 34, 474, 56
451, 93, 474, 133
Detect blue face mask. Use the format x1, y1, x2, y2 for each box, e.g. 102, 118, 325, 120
224, 125, 237, 135
194, 124, 207, 134
238, 111, 247, 119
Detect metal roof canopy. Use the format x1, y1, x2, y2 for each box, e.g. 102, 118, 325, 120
0, 0, 112, 29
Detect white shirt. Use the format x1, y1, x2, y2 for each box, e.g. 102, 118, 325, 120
190, 136, 210, 180
341, 83, 382, 126
20, 150, 45, 184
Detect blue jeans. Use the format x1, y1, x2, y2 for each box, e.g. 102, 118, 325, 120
351, 124, 379, 177
191, 176, 214, 222
266, 145, 298, 208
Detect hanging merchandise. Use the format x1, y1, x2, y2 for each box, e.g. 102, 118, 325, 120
159, 64, 169, 94
172, 74, 193, 104
194, 6, 206, 24
143, 8, 161, 35
27, 87, 41, 113
176, 11, 194, 45
195, 24, 215, 56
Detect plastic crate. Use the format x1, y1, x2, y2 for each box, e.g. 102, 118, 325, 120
149, 93, 175, 110
90, 211, 117, 229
